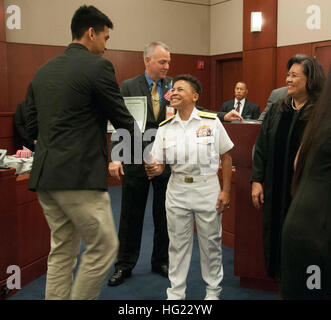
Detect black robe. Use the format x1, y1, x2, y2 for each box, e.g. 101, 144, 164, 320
252, 99, 310, 280
281, 125, 331, 299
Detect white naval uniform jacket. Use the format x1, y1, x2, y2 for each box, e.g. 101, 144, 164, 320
151, 107, 234, 175
152, 108, 233, 301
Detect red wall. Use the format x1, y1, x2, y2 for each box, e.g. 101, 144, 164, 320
1, 43, 211, 112
1, 0, 330, 114
242, 0, 278, 111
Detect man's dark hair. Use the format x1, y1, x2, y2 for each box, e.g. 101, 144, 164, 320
236, 81, 247, 88
173, 74, 202, 96
71, 5, 113, 40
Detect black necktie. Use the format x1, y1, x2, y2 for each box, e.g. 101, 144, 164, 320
235, 101, 241, 113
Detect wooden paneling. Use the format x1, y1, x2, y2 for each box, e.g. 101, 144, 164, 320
6, 43, 65, 112
15, 173, 38, 205
0, 42, 8, 112
213, 58, 243, 112
313, 41, 331, 76
0, 112, 14, 138
0, 0, 7, 111
223, 122, 278, 292
0, 0, 5, 42
235, 167, 267, 277
220, 59, 243, 104
4, 43, 211, 112
223, 122, 261, 168
219, 168, 236, 249
105, 50, 145, 86
243, 0, 277, 51
276, 43, 312, 88
243, 47, 276, 112
16, 199, 50, 267
0, 168, 18, 285
0, 168, 50, 298
168, 53, 211, 108
210, 52, 242, 110
0, 112, 17, 154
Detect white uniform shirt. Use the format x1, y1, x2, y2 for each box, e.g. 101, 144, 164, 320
151, 108, 234, 176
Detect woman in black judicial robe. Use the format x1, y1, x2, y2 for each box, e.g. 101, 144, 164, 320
280, 66, 331, 300
251, 54, 325, 281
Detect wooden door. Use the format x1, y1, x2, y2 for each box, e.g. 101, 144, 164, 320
215, 58, 242, 112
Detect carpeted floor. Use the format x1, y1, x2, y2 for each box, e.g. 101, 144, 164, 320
8, 186, 278, 300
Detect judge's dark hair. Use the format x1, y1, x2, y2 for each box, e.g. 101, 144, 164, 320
286, 54, 325, 103
292, 65, 330, 194
71, 5, 113, 40
173, 74, 202, 96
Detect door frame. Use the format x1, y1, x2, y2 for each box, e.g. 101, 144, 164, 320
210, 52, 242, 111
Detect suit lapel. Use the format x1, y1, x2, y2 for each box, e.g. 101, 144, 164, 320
140, 75, 172, 123
242, 100, 249, 117
231, 99, 235, 112
138, 75, 154, 117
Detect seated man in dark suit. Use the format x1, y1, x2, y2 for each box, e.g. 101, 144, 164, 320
221, 81, 260, 120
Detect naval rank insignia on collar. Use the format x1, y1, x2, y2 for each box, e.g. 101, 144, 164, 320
159, 115, 175, 127
198, 111, 217, 119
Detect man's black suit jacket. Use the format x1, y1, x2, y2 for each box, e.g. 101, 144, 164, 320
25, 43, 137, 191
111, 73, 172, 177
221, 99, 260, 120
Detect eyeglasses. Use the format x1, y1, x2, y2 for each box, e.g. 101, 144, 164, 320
286, 72, 305, 79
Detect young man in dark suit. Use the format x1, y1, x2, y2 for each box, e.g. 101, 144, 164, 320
108, 42, 171, 286
25, 5, 138, 300
221, 81, 260, 120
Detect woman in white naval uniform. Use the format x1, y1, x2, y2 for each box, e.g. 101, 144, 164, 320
145, 75, 233, 300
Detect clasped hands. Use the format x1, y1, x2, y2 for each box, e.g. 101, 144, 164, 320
109, 155, 230, 215
144, 155, 164, 180
108, 154, 165, 181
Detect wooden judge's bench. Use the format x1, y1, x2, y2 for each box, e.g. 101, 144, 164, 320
0, 113, 50, 299
0, 113, 278, 299
223, 121, 278, 292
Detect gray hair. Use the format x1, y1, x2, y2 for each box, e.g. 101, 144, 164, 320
143, 41, 170, 60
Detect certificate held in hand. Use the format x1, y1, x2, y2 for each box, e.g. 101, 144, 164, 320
108, 96, 147, 133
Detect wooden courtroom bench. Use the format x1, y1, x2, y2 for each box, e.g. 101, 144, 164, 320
0, 112, 50, 299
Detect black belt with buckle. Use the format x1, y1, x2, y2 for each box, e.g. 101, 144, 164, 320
184, 176, 194, 183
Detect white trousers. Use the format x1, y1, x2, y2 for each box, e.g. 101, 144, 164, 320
165, 174, 223, 300
38, 190, 119, 300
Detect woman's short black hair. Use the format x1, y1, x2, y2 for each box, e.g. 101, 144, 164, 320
173, 74, 202, 96
71, 5, 113, 40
